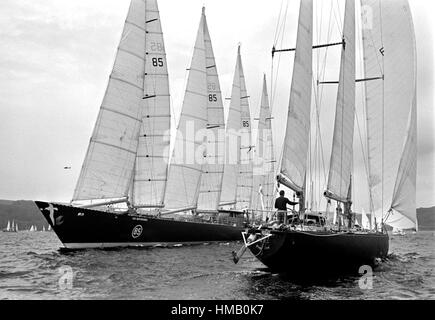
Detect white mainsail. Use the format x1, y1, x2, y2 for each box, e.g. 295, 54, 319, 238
251, 75, 275, 212
132, 0, 171, 208
73, 0, 170, 206
164, 9, 208, 211
220, 46, 253, 210
6, 221, 11, 231
277, 0, 313, 195
325, 0, 356, 203
197, 9, 226, 212
361, 0, 417, 229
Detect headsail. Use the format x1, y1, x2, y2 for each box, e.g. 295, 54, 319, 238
197, 9, 226, 212
361, 0, 417, 229
73, 0, 170, 205
325, 0, 356, 203
220, 46, 253, 210
164, 9, 208, 210
277, 0, 313, 195
251, 75, 275, 212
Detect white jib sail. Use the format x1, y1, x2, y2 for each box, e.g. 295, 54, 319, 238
132, 0, 171, 208
251, 75, 275, 212
361, 0, 417, 229
164, 10, 208, 210
73, 0, 150, 202
278, 0, 313, 194
197, 9, 226, 212
326, 0, 356, 203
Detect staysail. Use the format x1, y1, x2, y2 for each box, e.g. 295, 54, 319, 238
220, 46, 253, 210
197, 9, 226, 212
325, 0, 356, 203
361, 0, 417, 228
164, 9, 208, 211
251, 75, 275, 212
72, 0, 170, 206
277, 0, 313, 195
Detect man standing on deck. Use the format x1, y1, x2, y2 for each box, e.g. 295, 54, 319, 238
274, 190, 298, 224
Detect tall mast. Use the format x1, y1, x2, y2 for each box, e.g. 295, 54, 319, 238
251, 75, 275, 212
197, 8, 226, 212
219, 46, 253, 210
324, 0, 356, 207
133, 0, 171, 209
276, 0, 313, 211
72, 0, 171, 208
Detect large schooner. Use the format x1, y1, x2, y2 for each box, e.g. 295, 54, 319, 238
34, 1, 249, 249
235, 0, 417, 276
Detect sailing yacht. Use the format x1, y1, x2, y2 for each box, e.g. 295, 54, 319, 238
235, 0, 417, 275
3, 220, 18, 233
34, 1, 247, 249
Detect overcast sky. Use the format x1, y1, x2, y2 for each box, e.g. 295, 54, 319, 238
0, 0, 433, 209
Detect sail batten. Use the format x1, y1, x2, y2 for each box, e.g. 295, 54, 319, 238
73, 0, 148, 202
279, 0, 313, 195
326, 0, 356, 202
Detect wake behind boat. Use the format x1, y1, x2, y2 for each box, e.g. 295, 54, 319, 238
34, 1, 253, 249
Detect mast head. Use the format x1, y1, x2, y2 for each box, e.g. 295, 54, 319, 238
202, 6, 206, 15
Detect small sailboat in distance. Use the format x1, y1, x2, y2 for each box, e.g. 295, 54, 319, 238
3, 220, 17, 233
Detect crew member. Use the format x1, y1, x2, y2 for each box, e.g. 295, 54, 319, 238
274, 190, 298, 224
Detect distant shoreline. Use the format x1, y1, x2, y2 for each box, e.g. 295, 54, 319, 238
1, 199, 434, 231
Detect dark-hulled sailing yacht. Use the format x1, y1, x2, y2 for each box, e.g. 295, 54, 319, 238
234, 0, 417, 275
35, 1, 253, 249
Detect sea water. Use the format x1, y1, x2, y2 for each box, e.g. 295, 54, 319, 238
0, 231, 434, 300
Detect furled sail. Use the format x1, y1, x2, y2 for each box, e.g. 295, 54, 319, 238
164, 10, 208, 210
196, 9, 226, 212
73, 0, 154, 202
361, 0, 417, 228
325, 0, 356, 203
220, 46, 253, 210
132, 0, 171, 208
277, 0, 313, 194
251, 75, 275, 212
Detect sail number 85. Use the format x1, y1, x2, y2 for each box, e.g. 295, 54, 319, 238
152, 58, 164, 67
242, 121, 250, 128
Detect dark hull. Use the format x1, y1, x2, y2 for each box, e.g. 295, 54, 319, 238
247, 229, 389, 276
34, 201, 244, 249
